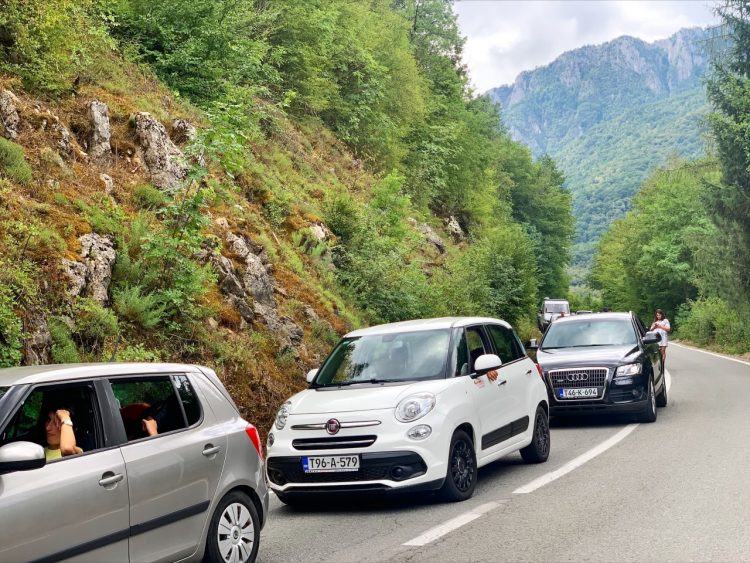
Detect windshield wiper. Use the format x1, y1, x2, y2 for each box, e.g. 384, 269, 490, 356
322, 378, 405, 387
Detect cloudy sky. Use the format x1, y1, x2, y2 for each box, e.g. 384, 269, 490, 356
454, 0, 720, 92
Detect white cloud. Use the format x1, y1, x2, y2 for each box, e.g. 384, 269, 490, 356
454, 0, 720, 92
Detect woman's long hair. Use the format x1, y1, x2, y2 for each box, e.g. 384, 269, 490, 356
653, 309, 666, 323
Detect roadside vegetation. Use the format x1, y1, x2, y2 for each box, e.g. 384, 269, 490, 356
591, 0, 750, 354
0, 0, 574, 428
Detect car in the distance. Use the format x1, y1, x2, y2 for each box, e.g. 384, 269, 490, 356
0, 363, 268, 563
266, 317, 550, 504
530, 312, 666, 422
537, 298, 571, 332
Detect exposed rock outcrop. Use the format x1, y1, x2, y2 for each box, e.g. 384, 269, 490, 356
309, 223, 331, 243
62, 233, 116, 305
23, 309, 52, 365
134, 112, 187, 191
87, 101, 112, 165
408, 218, 446, 253
171, 119, 197, 144
0, 90, 21, 140
444, 216, 465, 242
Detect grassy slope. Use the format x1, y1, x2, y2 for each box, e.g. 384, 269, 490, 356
0, 55, 457, 433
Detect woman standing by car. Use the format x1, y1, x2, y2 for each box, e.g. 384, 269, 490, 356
650, 309, 671, 368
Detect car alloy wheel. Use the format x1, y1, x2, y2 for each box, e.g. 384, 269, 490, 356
217, 502, 255, 563
534, 412, 550, 457
451, 438, 475, 492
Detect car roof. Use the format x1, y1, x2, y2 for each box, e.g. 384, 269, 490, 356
552, 312, 633, 324
346, 317, 512, 338
0, 363, 203, 387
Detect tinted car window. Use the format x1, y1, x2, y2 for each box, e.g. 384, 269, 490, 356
487, 325, 524, 363
542, 319, 638, 348
0, 386, 8, 400
174, 375, 201, 426
0, 384, 101, 456
111, 377, 187, 440
466, 327, 489, 373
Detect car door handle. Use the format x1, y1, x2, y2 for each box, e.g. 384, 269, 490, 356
202, 445, 220, 457
99, 472, 124, 487
498, 380, 507, 386
525, 369, 533, 375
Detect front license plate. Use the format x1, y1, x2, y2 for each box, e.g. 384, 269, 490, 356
302, 455, 360, 473
559, 387, 599, 399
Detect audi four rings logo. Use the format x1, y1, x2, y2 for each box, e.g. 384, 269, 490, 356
325, 418, 341, 435
566, 372, 589, 382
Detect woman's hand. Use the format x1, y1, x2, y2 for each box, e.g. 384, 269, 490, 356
55, 409, 72, 425
142, 417, 158, 437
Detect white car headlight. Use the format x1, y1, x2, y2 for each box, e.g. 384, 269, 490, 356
615, 363, 642, 377
395, 393, 436, 423
275, 401, 291, 430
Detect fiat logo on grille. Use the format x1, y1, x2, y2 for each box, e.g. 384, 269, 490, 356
325, 418, 341, 435
566, 372, 589, 382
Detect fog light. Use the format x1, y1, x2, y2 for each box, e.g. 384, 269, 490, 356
267, 432, 275, 447
407, 424, 432, 440
632, 389, 640, 397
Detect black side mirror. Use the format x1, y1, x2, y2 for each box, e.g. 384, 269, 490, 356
0, 441, 46, 474
642, 331, 660, 346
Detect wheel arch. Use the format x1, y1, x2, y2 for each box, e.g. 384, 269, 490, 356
454, 422, 476, 446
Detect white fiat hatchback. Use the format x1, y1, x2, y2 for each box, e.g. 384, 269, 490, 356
266, 317, 550, 503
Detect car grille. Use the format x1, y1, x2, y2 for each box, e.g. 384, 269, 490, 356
548, 367, 609, 399
292, 435, 377, 451
267, 452, 426, 485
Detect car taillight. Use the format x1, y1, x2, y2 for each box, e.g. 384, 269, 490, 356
245, 424, 264, 461
535, 363, 544, 379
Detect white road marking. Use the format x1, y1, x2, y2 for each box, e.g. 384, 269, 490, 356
513, 423, 640, 494
403, 501, 500, 547
672, 342, 750, 367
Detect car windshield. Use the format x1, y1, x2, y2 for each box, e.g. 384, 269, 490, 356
314, 329, 451, 386
542, 319, 637, 349
544, 302, 569, 313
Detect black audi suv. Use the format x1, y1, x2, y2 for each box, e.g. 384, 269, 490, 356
530, 312, 666, 422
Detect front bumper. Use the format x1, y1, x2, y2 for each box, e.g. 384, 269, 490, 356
266, 409, 451, 493
546, 369, 649, 416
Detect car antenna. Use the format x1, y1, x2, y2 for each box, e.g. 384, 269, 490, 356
109, 332, 121, 363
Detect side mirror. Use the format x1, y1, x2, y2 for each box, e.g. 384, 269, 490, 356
0, 441, 45, 474
526, 338, 538, 350
472, 354, 502, 377
306, 368, 319, 384
642, 331, 660, 346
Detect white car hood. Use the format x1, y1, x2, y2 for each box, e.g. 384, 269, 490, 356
288, 379, 455, 414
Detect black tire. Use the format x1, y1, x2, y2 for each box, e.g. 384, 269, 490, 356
204, 491, 260, 563
639, 377, 658, 423
656, 363, 668, 408
520, 405, 551, 463
439, 430, 477, 502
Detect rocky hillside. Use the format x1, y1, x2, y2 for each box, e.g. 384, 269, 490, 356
487, 28, 714, 267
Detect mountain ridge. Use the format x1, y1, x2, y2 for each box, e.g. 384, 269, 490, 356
486, 27, 713, 267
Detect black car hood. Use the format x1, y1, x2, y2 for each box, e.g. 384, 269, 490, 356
536, 345, 640, 370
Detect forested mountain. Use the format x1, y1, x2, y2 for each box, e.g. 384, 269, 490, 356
487, 28, 714, 267
0, 0, 573, 428
591, 1, 750, 355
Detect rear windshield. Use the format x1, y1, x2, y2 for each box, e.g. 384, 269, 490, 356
315, 329, 451, 386
544, 302, 570, 313
542, 319, 637, 348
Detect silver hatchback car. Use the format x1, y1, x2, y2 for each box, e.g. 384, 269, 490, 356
0, 363, 268, 563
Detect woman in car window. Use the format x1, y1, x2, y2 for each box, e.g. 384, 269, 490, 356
650, 309, 671, 368
43, 407, 82, 461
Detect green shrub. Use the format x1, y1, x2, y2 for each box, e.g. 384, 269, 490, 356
133, 185, 168, 210
115, 343, 160, 362
113, 285, 166, 330
263, 193, 292, 229
0, 139, 32, 185
74, 196, 124, 236
72, 298, 119, 355
0, 287, 22, 367
676, 297, 750, 353
49, 318, 80, 363
324, 193, 360, 245
311, 319, 339, 346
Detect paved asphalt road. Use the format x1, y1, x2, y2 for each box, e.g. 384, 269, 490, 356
258, 344, 750, 562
